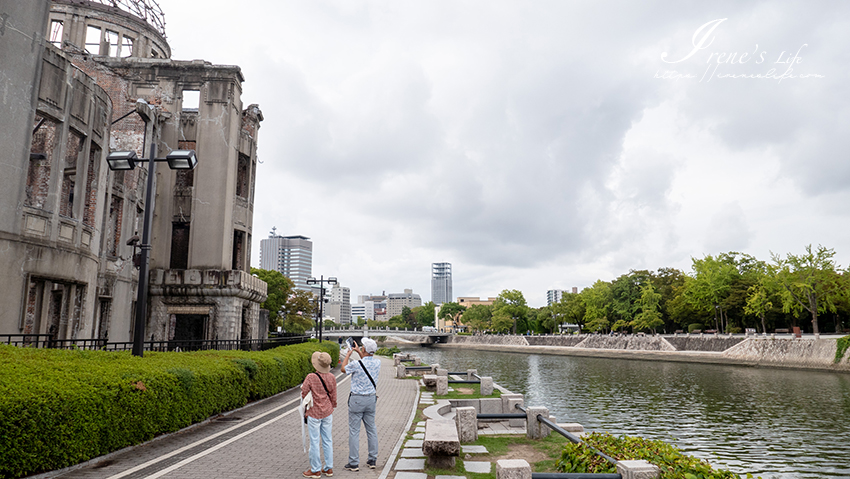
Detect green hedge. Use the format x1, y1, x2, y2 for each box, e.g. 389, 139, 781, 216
558, 432, 757, 478
0, 342, 337, 478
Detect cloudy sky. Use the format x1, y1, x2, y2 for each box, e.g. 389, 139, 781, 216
158, 0, 849, 307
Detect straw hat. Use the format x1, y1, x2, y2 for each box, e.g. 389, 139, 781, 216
311, 351, 331, 374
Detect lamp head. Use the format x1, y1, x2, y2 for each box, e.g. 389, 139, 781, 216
166, 149, 198, 170
106, 150, 138, 170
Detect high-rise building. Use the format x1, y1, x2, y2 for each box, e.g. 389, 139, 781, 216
547, 289, 565, 306
387, 289, 422, 318
431, 262, 452, 304
259, 232, 313, 291
325, 284, 351, 324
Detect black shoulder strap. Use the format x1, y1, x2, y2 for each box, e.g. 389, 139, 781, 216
358, 359, 377, 392
313, 372, 331, 397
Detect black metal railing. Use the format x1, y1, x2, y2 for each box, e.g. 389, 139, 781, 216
1, 334, 308, 352
516, 404, 621, 479
1, 334, 54, 348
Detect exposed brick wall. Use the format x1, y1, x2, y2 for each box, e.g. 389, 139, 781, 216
236, 153, 249, 199
175, 140, 196, 187
107, 195, 123, 256
232, 229, 245, 271
23, 280, 41, 335
59, 131, 82, 218
27, 117, 58, 209
83, 145, 100, 226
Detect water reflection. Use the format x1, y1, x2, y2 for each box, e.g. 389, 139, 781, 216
402, 346, 850, 478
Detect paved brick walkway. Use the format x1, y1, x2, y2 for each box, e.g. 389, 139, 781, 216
52, 356, 419, 479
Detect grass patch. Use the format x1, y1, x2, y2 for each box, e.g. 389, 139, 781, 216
433, 383, 501, 399
835, 335, 850, 363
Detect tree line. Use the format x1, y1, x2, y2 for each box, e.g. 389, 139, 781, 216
437, 245, 850, 335
254, 245, 850, 335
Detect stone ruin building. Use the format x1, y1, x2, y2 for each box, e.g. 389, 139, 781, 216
0, 0, 268, 346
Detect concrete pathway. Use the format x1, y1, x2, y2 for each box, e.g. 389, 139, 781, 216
51, 356, 419, 479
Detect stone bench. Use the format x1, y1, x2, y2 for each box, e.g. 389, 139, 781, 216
423, 419, 460, 468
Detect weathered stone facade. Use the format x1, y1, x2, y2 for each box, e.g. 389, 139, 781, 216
0, 0, 266, 345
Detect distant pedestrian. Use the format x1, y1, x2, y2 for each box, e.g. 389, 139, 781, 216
302, 351, 337, 478
341, 337, 381, 471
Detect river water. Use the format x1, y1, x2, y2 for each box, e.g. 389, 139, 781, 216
399, 346, 850, 478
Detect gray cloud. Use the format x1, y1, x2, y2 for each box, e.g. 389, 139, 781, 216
159, 0, 850, 304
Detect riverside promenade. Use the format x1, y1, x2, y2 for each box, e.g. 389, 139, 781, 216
48, 356, 419, 479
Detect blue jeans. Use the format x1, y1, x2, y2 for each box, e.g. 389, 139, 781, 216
348, 394, 377, 465
308, 415, 333, 472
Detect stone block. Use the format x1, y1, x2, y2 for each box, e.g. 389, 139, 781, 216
423, 419, 460, 470
414, 357, 421, 365
455, 406, 478, 442
526, 406, 549, 439
436, 368, 448, 377
451, 398, 479, 414
394, 355, 401, 366
436, 376, 448, 396
423, 374, 438, 390
467, 368, 477, 380
431, 363, 440, 374
395, 473, 427, 479
557, 423, 585, 433
501, 393, 524, 414
479, 398, 502, 415
396, 458, 427, 470
496, 459, 531, 479
464, 461, 491, 473
397, 364, 407, 378
616, 460, 660, 479
480, 376, 494, 396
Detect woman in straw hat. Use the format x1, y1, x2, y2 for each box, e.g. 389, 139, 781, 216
302, 351, 337, 478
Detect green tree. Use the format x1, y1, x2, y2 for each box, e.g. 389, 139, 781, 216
771, 244, 846, 334
686, 255, 738, 331
492, 289, 529, 334
537, 306, 557, 333
553, 291, 586, 330
400, 306, 418, 328
652, 267, 686, 333
582, 280, 612, 333
610, 270, 653, 330
250, 268, 293, 331
744, 280, 774, 334
282, 289, 315, 334
438, 302, 467, 330
632, 283, 664, 333
413, 301, 437, 327
463, 304, 492, 331
387, 315, 407, 329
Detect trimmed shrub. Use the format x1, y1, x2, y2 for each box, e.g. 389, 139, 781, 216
558, 432, 756, 478
688, 323, 704, 333
0, 342, 337, 478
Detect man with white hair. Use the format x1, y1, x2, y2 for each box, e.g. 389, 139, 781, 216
340, 337, 381, 471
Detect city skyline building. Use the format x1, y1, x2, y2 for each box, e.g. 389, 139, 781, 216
547, 289, 565, 306
431, 262, 452, 305
259, 231, 313, 291
325, 284, 351, 324
387, 289, 422, 318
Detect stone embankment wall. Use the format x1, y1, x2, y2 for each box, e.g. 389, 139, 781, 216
574, 335, 676, 351
723, 337, 848, 370
443, 334, 850, 373
666, 336, 744, 351
525, 335, 584, 347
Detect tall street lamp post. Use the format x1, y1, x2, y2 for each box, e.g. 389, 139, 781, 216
306, 275, 337, 342
106, 102, 198, 357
